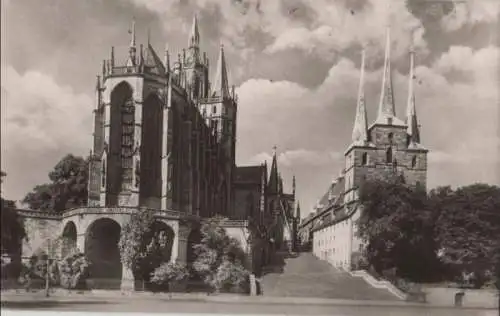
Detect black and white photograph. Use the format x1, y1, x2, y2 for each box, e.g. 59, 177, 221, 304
1, 0, 499, 315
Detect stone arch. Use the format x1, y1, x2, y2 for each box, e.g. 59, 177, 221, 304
61, 221, 77, 258
140, 93, 163, 206
85, 217, 122, 289
108, 81, 135, 206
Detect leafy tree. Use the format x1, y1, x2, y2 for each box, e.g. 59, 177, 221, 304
357, 176, 440, 281
1, 171, 26, 257
118, 209, 173, 289
432, 184, 500, 287
22, 154, 89, 213
192, 217, 249, 293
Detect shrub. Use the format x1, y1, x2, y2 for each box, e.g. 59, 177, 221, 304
150, 262, 189, 291
58, 252, 90, 290
211, 259, 250, 293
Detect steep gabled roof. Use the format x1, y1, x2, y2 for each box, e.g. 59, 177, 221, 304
144, 43, 166, 75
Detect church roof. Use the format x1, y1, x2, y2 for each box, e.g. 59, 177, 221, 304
234, 165, 265, 184
144, 43, 166, 75
315, 176, 345, 213
407, 142, 428, 151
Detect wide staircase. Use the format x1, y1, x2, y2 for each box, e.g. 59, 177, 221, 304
259, 252, 399, 301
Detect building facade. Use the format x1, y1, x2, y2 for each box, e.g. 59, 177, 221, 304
299, 30, 428, 270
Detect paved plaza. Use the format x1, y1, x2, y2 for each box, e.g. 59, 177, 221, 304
1, 293, 497, 316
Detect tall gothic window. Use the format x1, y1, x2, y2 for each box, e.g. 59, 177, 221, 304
386, 147, 393, 163
121, 99, 135, 187
101, 158, 106, 188
361, 152, 368, 165
411, 155, 417, 168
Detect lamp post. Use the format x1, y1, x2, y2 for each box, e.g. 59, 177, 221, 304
45, 239, 51, 297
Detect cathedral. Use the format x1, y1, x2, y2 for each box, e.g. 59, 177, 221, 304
299, 29, 429, 270
15, 16, 300, 290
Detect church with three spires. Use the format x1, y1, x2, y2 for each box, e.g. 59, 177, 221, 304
298, 29, 428, 270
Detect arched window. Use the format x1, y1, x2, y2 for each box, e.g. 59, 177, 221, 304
411, 156, 417, 168
388, 132, 394, 144
212, 105, 217, 114
101, 158, 106, 188
361, 152, 368, 165
386, 147, 393, 163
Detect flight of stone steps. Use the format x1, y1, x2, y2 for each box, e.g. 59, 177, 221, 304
259, 252, 400, 300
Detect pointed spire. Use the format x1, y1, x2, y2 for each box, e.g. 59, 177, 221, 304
352, 48, 369, 143
268, 146, 279, 195
164, 43, 170, 72
95, 75, 101, 91
139, 44, 144, 68
127, 18, 137, 67
166, 65, 172, 109
110, 46, 115, 68
292, 175, 296, 197
147, 27, 151, 46
130, 18, 136, 48
406, 39, 420, 144
188, 14, 200, 48
295, 201, 301, 219
212, 43, 230, 99
102, 60, 106, 77
377, 27, 396, 123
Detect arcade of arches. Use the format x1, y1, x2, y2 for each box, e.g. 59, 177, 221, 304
59, 216, 181, 290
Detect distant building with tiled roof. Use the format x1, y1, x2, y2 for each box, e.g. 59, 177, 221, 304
299, 29, 428, 271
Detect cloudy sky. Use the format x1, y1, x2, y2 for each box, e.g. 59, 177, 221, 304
1, 0, 499, 216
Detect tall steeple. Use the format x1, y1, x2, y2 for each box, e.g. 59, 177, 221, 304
127, 18, 137, 67
295, 201, 301, 219
406, 41, 420, 144
188, 14, 200, 49
268, 146, 279, 195
212, 44, 230, 99
352, 48, 368, 144
376, 27, 396, 123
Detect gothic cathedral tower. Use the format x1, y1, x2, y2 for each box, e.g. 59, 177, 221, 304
87, 17, 238, 217
343, 29, 428, 205
87, 20, 170, 209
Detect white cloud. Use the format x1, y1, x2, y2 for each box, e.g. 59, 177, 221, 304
130, 0, 427, 62
235, 44, 499, 211
1, 65, 93, 200
265, 0, 427, 61
246, 149, 340, 168
440, 0, 500, 32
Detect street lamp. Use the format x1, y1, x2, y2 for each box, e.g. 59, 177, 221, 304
45, 239, 51, 297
